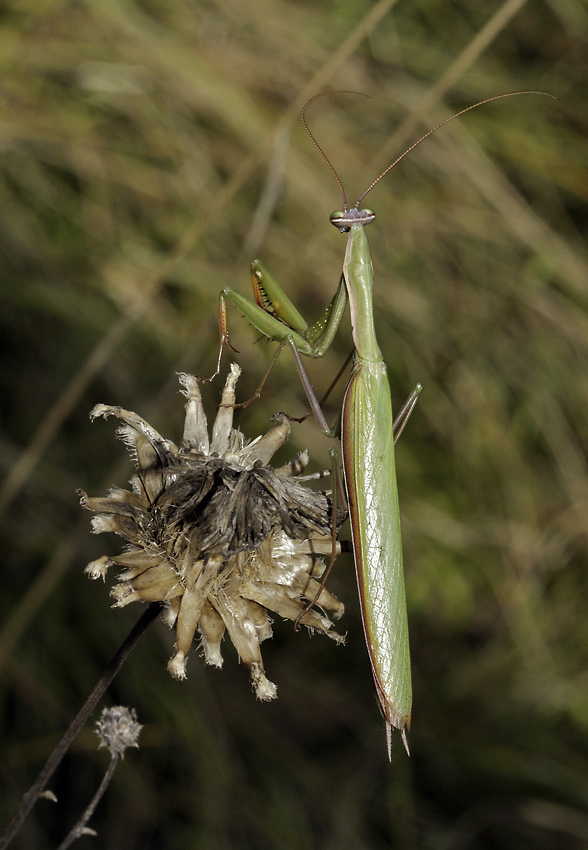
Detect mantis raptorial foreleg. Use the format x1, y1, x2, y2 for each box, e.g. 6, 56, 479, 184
199, 260, 348, 392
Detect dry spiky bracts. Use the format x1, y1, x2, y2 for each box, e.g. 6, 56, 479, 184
80, 365, 345, 699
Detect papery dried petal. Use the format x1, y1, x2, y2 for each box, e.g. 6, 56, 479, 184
179, 372, 210, 453
213, 586, 277, 700
85, 555, 113, 581
210, 363, 240, 455
198, 600, 226, 668
241, 580, 344, 642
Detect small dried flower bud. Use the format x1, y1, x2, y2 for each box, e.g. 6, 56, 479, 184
96, 706, 142, 758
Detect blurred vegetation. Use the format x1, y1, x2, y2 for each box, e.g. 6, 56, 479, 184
1, 0, 587, 847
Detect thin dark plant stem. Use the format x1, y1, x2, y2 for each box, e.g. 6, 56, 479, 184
56, 754, 119, 850
0, 602, 163, 850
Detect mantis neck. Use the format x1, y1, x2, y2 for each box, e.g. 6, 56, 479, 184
344, 224, 382, 364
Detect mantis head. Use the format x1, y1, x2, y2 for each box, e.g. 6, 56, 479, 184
329, 207, 376, 233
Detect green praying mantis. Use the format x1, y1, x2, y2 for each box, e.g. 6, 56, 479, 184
205, 90, 546, 754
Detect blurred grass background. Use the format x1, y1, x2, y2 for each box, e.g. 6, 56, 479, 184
1, 0, 587, 847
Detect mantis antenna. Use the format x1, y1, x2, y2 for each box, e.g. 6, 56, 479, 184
301, 89, 554, 211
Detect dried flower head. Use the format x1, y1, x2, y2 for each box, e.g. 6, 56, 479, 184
96, 706, 142, 757
80, 365, 345, 699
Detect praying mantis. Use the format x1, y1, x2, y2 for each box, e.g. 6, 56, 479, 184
207, 90, 545, 754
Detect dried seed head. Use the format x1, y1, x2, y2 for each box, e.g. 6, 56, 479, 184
81, 366, 345, 698
96, 706, 142, 757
